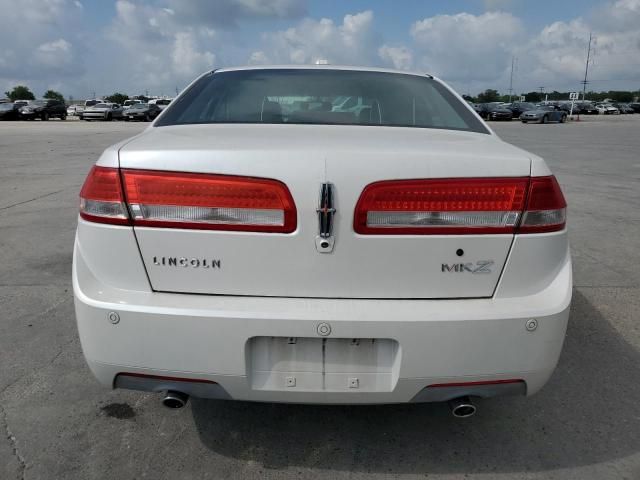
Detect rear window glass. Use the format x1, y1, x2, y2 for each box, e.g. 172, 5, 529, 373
156, 69, 489, 134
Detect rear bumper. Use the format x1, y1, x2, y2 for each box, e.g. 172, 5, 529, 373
73, 232, 572, 404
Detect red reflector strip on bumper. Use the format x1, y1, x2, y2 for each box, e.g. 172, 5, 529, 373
118, 372, 217, 384
428, 379, 525, 388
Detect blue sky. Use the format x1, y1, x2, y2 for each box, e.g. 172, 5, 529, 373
1, 0, 638, 99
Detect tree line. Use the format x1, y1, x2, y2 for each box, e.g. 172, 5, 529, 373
3, 85, 141, 105
464, 89, 640, 104
5, 84, 640, 106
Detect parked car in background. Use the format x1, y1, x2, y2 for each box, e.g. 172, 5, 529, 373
19, 99, 67, 120
629, 103, 640, 113
573, 102, 599, 115
596, 103, 620, 115
123, 99, 143, 111
67, 105, 81, 116
148, 98, 172, 110
520, 105, 567, 124
0, 102, 22, 120
508, 102, 536, 119
124, 103, 161, 121
14, 100, 30, 108
82, 103, 124, 121
479, 102, 513, 121
612, 103, 635, 114
74, 66, 571, 414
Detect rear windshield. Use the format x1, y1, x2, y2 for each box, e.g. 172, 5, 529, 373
156, 69, 489, 134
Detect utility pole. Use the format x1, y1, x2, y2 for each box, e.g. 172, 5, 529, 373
538, 86, 545, 103
581, 32, 593, 102
508, 56, 516, 103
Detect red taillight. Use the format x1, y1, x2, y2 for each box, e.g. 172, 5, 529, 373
121, 169, 297, 233
79, 166, 130, 225
354, 176, 566, 235
79, 167, 297, 232
518, 176, 567, 233
354, 177, 529, 235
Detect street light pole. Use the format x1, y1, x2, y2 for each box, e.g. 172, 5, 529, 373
508, 56, 516, 103
581, 32, 593, 102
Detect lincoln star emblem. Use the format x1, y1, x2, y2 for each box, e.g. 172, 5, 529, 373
315, 182, 336, 253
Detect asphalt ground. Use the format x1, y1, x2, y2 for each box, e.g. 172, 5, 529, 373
0, 116, 639, 480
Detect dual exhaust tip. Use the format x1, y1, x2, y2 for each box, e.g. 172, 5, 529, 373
162, 390, 189, 409
161, 390, 476, 418
448, 396, 477, 418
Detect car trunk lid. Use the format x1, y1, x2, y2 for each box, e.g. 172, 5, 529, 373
119, 124, 531, 299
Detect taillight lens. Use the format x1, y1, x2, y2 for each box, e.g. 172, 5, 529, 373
79, 166, 129, 225
518, 176, 567, 233
79, 167, 296, 232
354, 176, 566, 235
121, 169, 297, 232
354, 177, 529, 235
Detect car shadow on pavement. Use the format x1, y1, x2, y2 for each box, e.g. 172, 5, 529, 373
191, 289, 640, 475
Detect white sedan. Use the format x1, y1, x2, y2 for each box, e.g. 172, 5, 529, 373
596, 103, 620, 115
73, 66, 571, 417
81, 102, 124, 121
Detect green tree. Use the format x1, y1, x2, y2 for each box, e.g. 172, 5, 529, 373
43, 89, 65, 102
524, 91, 542, 103
105, 92, 129, 105
477, 89, 500, 103
4, 85, 35, 101
606, 91, 634, 102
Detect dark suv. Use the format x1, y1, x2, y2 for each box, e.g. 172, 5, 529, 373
19, 99, 67, 120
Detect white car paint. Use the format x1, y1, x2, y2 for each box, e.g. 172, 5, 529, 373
596, 103, 620, 115
74, 66, 571, 406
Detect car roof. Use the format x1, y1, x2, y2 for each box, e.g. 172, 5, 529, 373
214, 64, 434, 79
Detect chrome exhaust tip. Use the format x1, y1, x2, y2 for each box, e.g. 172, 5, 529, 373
162, 390, 189, 409
448, 396, 476, 418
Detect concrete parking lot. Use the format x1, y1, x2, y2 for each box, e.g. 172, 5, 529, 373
1, 117, 639, 480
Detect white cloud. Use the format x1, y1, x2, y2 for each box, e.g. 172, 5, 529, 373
248, 50, 270, 65
516, 0, 640, 91
378, 45, 413, 70
253, 10, 377, 65
171, 32, 215, 77
2, 0, 640, 99
0, 0, 84, 95
34, 39, 74, 68
411, 12, 522, 82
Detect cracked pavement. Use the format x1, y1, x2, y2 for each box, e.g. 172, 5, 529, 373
0, 118, 639, 479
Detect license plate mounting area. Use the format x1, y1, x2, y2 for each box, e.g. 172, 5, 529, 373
248, 337, 400, 392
